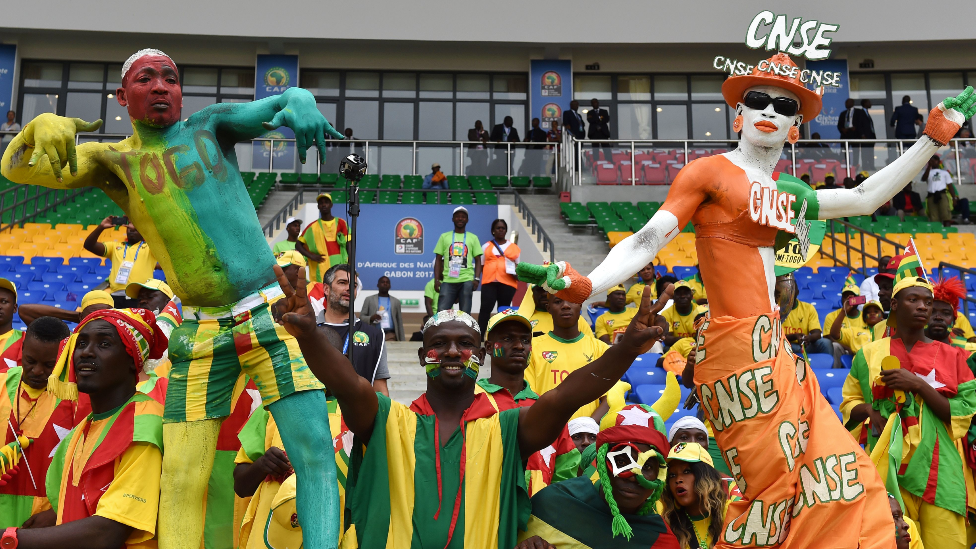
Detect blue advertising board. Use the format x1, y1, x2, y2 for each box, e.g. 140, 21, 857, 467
0, 45, 15, 115
353, 204, 498, 290
252, 54, 298, 168
530, 60, 573, 131
805, 59, 849, 139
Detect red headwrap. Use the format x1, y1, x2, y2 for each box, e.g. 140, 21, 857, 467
933, 276, 967, 317
595, 404, 670, 453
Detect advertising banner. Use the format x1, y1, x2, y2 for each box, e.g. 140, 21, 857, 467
805, 59, 849, 139
530, 60, 573, 131
354, 204, 498, 290
0, 45, 15, 116
252, 54, 298, 169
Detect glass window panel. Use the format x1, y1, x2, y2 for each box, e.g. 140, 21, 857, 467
617, 104, 653, 140
344, 100, 379, 139
65, 93, 101, 121
494, 104, 525, 134
891, 73, 928, 112
106, 64, 123, 89
574, 75, 611, 101
303, 71, 340, 97
690, 76, 724, 101
346, 72, 380, 98
456, 102, 490, 141
493, 75, 527, 100
691, 103, 726, 139
316, 103, 338, 126
654, 76, 687, 100
457, 74, 489, 99
419, 102, 452, 140
383, 73, 416, 98
849, 74, 886, 98
617, 76, 650, 101
68, 64, 104, 89
21, 94, 58, 122
929, 73, 964, 103
382, 102, 414, 140
23, 63, 62, 88
420, 74, 453, 99
220, 68, 255, 95
182, 68, 218, 94
105, 100, 130, 134
656, 104, 688, 139
182, 96, 216, 120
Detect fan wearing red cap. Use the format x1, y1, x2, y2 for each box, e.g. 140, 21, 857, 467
1, 309, 167, 548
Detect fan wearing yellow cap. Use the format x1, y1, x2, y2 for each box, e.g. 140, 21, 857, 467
520, 284, 594, 338
841, 253, 976, 549
15, 289, 114, 327
681, 267, 708, 306
295, 192, 349, 283
125, 278, 174, 314
595, 285, 639, 344
662, 442, 740, 549
660, 281, 703, 348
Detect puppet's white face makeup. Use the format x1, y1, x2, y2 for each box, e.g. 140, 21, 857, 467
738, 85, 802, 149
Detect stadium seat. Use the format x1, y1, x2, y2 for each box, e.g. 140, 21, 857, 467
806, 353, 833, 370
595, 163, 618, 184
826, 387, 843, 405
68, 257, 101, 267
42, 272, 79, 284
634, 384, 667, 405
532, 176, 552, 189
631, 353, 662, 369
17, 291, 45, 304
625, 367, 667, 386
813, 369, 847, 389
81, 273, 104, 285
840, 354, 853, 369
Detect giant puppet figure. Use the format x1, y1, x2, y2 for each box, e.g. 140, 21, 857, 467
0, 50, 344, 548
519, 53, 976, 548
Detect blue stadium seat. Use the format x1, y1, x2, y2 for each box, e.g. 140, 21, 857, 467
807, 353, 833, 370
625, 367, 667, 386
865, 268, 878, 277
68, 257, 101, 267
17, 290, 45, 304
31, 256, 64, 267
586, 306, 608, 328
840, 354, 853, 369
831, 404, 842, 420
654, 266, 670, 278
819, 267, 845, 281
93, 267, 111, 278
81, 273, 104, 285
0, 264, 12, 274
798, 288, 815, 302
631, 353, 662, 369
0, 256, 24, 266
6, 273, 35, 287
813, 369, 847, 389
796, 266, 813, 276
42, 272, 80, 284
55, 290, 82, 302
826, 387, 843, 405
68, 283, 97, 294
52, 301, 78, 310
57, 264, 93, 275
634, 384, 666, 405
13, 264, 48, 274
153, 269, 166, 281
27, 282, 65, 297
673, 266, 697, 279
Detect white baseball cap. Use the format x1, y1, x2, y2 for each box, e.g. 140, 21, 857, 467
453, 206, 468, 215
285, 216, 302, 226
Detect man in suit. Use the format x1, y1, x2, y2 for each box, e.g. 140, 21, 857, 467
858, 99, 877, 170
360, 275, 405, 341
837, 98, 871, 169
586, 98, 612, 167
562, 100, 586, 139
522, 117, 549, 176
891, 96, 921, 139
490, 116, 520, 173
466, 120, 489, 175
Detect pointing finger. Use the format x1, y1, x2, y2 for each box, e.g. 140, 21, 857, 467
28, 148, 45, 169
72, 118, 103, 133
324, 120, 345, 140
315, 125, 327, 165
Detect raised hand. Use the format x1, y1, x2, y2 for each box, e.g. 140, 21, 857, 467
515, 261, 592, 303
943, 86, 976, 120
262, 89, 344, 164
618, 283, 674, 355
271, 264, 317, 339
25, 114, 102, 181
924, 86, 976, 145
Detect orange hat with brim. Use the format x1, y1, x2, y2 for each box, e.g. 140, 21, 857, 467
721, 53, 823, 124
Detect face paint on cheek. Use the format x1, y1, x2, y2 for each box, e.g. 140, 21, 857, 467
492, 342, 505, 358
461, 349, 480, 379
424, 349, 441, 377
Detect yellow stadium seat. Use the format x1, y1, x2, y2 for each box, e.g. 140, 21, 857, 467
54, 223, 83, 233
608, 231, 633, 248
23, 223, 51, 231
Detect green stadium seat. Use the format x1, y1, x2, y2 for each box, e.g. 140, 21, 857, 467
378, 191, 398, 204
331, 191, 348, 204
532, 176, 552, 189
360, 174, 380, 187
360, 191, 376, 204
403, 176, 423, 189
279, 173, 300, 184
381, 175, 402, 188
510, 177, 531, 189
361, 177, 380, 189
489, 176, 508, 188
448, 176, 470, 190
320, 173, 338, 186
453, 193, 474, 205
476, 193, 498, 205
298, 174, 319, 184
402, 192, 423, 205
469, 177, 491, 190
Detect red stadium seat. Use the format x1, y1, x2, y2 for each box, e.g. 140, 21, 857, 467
619, 161, 637, 184
596, 162, 619, 184
667, 163, 685, 182
612, 151, 631, 164
643, 163, 668, 185
775, 159, 792, 175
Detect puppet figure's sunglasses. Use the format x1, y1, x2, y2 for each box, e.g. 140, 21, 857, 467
743, 91, 799, 117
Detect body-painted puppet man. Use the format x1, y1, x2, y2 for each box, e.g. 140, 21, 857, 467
519, 52, 976, 549
1, 49, 345, 549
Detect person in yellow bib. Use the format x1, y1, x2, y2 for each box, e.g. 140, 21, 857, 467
626, 262, 659, 306
83, 217, 159, 308
782, 278, 833, 356
296, 193, 349, 284
0, 279, 23, 372
595, 285, 639, 344
521, 285, 594, 338
7, 309, 167, 548
661, 281, 703, 347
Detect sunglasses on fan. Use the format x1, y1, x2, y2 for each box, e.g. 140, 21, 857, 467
742, 91, 800, 117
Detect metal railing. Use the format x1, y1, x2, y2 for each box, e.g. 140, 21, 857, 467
938, 262, 976, 319
0, 184, 93, 233
262, 187, 556, 263
819, 218, 906, 275
565, 137, 976, 186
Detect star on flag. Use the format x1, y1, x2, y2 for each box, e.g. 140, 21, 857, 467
915, 369, 946, 390
539, 445, 557, 468
617, 406, 656, 427
49, 424, 72, 458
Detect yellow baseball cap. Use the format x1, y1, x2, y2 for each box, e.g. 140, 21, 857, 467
863, 300, 884, 312
607, 284, 626, 297
264, 475, 301, 549
841, 285, 860, 296
79, 290, 114, 311
0, 278, 16, 301
276, 250, 307, 268
666, 441, 714, 467
673, 280, 696, 294
316, 193, 333, 203
485, 310, 532, 337
125, 279, 174, 300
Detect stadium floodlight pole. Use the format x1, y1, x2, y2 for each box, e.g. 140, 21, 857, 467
339, 153, 368, 361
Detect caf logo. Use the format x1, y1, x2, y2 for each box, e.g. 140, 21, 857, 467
265, 67, 290, 87
261, 131, 287, 155
353, 331, 370, 345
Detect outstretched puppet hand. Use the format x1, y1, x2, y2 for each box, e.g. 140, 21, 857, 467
271, 265, 317, 339
924, 86, 976, 145
24, 113, 102, 181
515, 261, 593, 303
262, 89, 344, 164
617, 282, 674, 356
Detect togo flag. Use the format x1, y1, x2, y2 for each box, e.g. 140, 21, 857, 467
870, 412, 905, 510
518, 476, 679, 548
